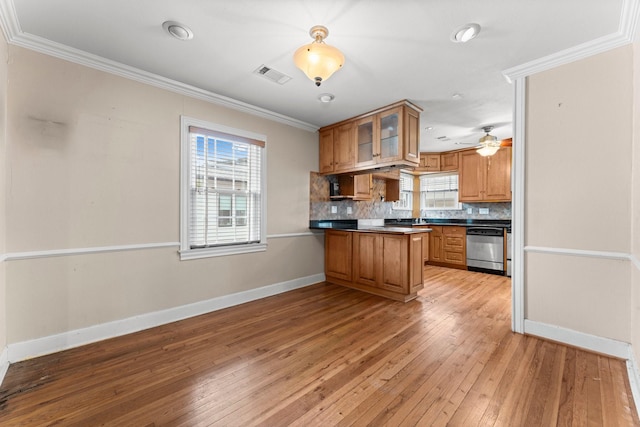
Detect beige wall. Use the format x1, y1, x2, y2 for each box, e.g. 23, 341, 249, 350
0, 27, 8, 352
526, 45, 633, 341
4, 46, 324, 343
632, 42, 640, 362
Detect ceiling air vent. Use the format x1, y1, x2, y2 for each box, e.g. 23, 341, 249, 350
254, 65, 292, 85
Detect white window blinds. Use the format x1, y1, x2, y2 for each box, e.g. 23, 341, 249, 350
420, 173, 461, 210
180, 119, 266, 260
420, 174, 458, 192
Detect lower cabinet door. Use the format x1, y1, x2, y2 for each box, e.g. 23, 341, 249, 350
378, 234, 408, 293
325, 230, 352, 281
353, 232, 378, 287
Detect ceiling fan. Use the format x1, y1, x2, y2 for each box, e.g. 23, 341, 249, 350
453, 125, 503, 156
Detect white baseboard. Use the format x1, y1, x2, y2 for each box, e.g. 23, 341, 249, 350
524, 319, 630, 359
0, 346, 8, 387
627, 351, 640, 419
7, 273, 325, 363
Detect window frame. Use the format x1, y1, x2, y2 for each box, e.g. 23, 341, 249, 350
179, 116, 267, 260
419, 172, 462, 211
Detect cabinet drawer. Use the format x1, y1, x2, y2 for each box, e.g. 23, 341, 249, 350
443, 251, 465, 265
442, 226, 465, 236
443, 235, 464, 251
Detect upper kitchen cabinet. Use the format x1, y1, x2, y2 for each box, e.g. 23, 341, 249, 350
319, 123, 355, 174
337, 173, 373, 201
418, 153, 441, 172
459, 147, 512, 202
318, 100, 421, 175
440, 152, 459, 171
415, 151, 458, 172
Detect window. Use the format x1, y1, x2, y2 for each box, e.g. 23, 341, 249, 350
393, 172, 414, 211
420, 173, 461, 210
180, 116, 266, 260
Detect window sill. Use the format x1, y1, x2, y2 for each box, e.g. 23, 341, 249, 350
179, 242, 267, 260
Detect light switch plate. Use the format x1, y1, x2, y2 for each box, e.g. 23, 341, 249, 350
347, 206, 353, 214
331, 205, 337, 214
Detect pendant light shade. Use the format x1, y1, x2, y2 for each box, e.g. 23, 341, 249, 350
476, 126, 501, 157
294, 26, 344, 87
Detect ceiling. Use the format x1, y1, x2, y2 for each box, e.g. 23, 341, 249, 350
0, 0, 631, 151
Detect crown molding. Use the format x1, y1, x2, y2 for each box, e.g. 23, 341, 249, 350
503, 0, 640, 82
0, 0, 318, 133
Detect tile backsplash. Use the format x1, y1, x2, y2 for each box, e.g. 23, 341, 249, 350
309, 172, 511, 221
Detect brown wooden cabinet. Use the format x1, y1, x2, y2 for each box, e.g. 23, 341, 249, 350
353, 232, 408, 293
415, 151, 458, 172
319, 100, 421, 175
419, 153, 441, 172
428, 225, 466, 269
429, 226, 444, 263
421, 232, 430, 273
442, 226, 466, 266
325, 229, 427, 302
319, 123, 355, 174
337, 174, 373, 201
324, 230, 352, 282
440, 152, 459, 171
459, 147, 511, 202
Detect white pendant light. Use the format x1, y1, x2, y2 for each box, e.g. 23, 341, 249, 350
294, 26, 345, 87
476, 126, 501, 157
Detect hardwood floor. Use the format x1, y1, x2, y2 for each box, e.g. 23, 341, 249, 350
1, 267, 638, 426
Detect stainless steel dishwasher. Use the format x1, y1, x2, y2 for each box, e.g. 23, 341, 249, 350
466, 227, 504, 275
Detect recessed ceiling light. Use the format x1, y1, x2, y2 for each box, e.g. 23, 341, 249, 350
426, 126, 433, 130
452, 93, 463, 100
318, 93, 335, 103
162, 21, 194, 41
451, 23, 481, 43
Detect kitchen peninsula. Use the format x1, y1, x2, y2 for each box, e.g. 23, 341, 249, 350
310, 221, 431, 302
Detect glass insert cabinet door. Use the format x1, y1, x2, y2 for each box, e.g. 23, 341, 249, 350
379, 108, 400, 161
355, 115, 375, 166
354, 107, 402, 167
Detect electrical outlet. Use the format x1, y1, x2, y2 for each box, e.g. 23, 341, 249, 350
466, 208, 473, 215
347, 206, 353, 214
331, 205, 337, 214
479, 208, 489, 215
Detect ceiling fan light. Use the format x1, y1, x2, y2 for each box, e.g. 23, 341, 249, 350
476, 145, 500, 157
294, 26, 344, 86
476, 125, 500, 156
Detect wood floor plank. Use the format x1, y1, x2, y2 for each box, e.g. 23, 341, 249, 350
557, 346, 578, 426
0, 266, 638, 426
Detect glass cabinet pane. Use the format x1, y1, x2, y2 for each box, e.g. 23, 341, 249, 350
357, 120, 374, 163
379, 112, 399, 159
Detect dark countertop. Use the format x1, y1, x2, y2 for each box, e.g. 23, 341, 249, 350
308, 220, 430, 234
355, 226, 431, 235
309, 219, 358, 230
386, 218, 511, 228
310, 218, 510, 231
